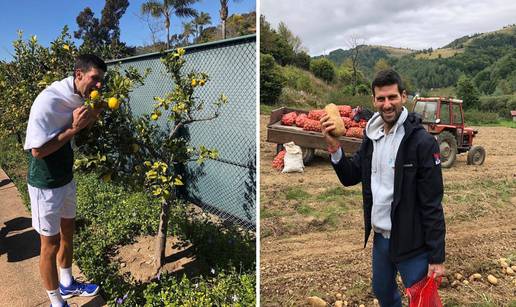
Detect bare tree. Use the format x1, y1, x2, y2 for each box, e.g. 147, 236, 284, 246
134, 11, 166, 46
347, 34, 365, 96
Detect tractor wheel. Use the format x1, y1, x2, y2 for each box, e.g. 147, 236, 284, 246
467, 145, 486, 165
438, 131, 457, 168
276, 144, 315, 165
302, 148, 315, 165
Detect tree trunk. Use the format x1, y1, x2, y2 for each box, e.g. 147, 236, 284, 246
165, 16, 171, 49
222, 20, 226, 39
155, 198, 171, 268
166, 27, 170, 49
352, 66, 357, 96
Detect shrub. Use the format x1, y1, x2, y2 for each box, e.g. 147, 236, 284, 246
464, 109, 499, 124
292, 51, 311, 70
478, 95, 516, 118
281, 65, 316, 94
356, 84, 370, 96
456, 75, 481, 109
310, 58, 336, 83
143, 271, 255, 306
0, 27, 77, 144
277, 87, 320, 108
260, 53, 285, 105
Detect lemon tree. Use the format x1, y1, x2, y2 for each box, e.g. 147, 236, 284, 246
0, 27, 77, 144
144, 48, 227, 267
75, 48, 226, 267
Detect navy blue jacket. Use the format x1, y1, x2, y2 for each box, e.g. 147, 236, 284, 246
332, 113, 445, 263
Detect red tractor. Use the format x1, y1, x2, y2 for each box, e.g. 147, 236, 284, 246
412, 97, 486, 168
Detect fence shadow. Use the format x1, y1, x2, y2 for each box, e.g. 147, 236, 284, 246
0, 217, 40, 262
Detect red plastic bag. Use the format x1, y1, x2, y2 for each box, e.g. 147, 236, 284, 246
406, 276, 443, 307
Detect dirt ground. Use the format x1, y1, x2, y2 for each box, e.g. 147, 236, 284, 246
260, 115, 516, 306
114, 235, 207, 282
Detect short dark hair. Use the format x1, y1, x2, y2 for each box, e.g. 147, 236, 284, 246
371, 69, 405, 97
74, 54, 107, 77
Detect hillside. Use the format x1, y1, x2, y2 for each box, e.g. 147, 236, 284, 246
320, 45, 415, 78
325, 45, 414, 65
320, 24, 516, 93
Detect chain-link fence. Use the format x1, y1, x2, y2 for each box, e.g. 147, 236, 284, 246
106, 35, 256, 230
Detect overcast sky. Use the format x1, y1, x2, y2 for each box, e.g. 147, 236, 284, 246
261, 0, 516, 56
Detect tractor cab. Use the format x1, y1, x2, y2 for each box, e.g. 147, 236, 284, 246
412, 97, 485, 167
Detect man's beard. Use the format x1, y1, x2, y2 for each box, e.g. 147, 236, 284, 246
380, 107, 401, 125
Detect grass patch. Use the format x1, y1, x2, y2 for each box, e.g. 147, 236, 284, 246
321, 201, 348, 217
261, 207, 288, 218
295, 203, 315, 216
445, 178, 515, 206
498, 120, 516, 128
414, 48, 462, 60
444, 178, 515, 221
260, 103, 276, 115
285, 187, 311, 200
480, 119, 516, 128
316, 187, 360, 201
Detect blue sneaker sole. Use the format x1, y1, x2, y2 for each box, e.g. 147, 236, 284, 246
61, 286, 99, 299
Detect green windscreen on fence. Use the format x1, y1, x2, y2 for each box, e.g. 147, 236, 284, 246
107, 35, 256, 230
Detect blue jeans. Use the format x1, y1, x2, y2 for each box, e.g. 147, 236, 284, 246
372, 233, 429, 307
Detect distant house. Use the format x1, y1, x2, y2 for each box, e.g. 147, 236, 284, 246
512, 110, 516, 121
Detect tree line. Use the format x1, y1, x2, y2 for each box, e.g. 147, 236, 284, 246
261, 16, 516, 114
260, 16, 371, 105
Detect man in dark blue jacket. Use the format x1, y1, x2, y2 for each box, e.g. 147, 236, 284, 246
320, 69, 446, 307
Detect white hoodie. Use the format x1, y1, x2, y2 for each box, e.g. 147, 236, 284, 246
24, 76, 84, 150
365, 107, 408, 238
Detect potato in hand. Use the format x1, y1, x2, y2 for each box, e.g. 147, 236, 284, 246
324, 103, 346, 137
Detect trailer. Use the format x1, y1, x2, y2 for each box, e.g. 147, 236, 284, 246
266, 107, 363, 164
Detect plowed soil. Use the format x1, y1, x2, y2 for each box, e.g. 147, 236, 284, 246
260, 115, 516, 306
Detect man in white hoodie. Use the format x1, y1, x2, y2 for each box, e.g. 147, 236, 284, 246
321, 69, 446, 306
24, 54, 106, 307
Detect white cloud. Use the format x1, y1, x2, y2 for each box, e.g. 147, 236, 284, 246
261, 0, 516, 55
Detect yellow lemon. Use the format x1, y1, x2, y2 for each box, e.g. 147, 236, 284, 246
63, 44, 70, 51
191, 79, 197, 87
108, 97, 120, 110
90, 90, 100, 100
199, 79, 206, 86
151, 113, 159, 121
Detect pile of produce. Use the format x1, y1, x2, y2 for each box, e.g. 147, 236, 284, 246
279, 105, 367, 138
272, 149, 286, 170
